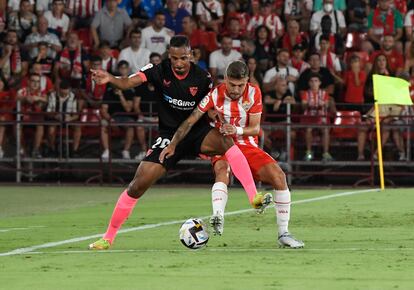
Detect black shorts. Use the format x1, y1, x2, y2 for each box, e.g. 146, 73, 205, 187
143, 123, 213, 170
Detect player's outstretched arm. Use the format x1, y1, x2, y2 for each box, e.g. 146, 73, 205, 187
91, 69, 144, 90
159, 108, 205, 163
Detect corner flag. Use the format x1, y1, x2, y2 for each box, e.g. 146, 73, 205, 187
372, 74, 412, 190
373, 74, 413, 105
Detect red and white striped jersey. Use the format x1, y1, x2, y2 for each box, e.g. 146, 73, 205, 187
67, 0, 102, 18
198, 83, 262, 146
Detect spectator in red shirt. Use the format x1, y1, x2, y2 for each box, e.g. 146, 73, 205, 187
368, 34, 404, 75
301, 73, 334, 162
223, 0, 249, 34
280, 19, 308, 55
17, 73, 47, 158
0, 76, 13, 158
181, 15, 216, 53
342, 55, 367, 109
53, 31, 90, 92
80, 56, 106, 111
22, 62, 53, 95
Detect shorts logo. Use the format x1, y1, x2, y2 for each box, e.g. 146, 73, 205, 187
189, 87, 198, 96
146, 149, 153, 156
163, 79, 171, 87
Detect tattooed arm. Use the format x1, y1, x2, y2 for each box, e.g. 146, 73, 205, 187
159, 108, 205, 163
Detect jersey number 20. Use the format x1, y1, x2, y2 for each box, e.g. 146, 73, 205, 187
152, 137, 171, 149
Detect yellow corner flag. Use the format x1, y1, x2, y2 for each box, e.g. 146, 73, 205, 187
372, 74, 412, 190
373, 74, 413, 105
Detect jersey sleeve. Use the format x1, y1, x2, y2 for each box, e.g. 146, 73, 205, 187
197, 91, 215, 113
137, 62, 161, 85
249, 86, 263, 114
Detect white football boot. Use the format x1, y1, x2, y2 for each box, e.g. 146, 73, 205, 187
278, 232, 305, 249
209, 211, 224, 236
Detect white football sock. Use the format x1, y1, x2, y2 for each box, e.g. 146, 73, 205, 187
274, 189, 291, 236
212, 182, 228, 216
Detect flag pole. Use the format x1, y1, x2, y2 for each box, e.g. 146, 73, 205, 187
374, 102, 385, 190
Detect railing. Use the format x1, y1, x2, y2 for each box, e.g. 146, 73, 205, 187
0, 101, 413, 186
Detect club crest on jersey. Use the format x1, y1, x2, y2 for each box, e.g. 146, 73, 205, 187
189, 87, 198, 96
163, 79, 171, 87
242, 100, 251, 111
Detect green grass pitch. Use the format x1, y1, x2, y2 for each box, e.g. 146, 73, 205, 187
0, 186, 413, 290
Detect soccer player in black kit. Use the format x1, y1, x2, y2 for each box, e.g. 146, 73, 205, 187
89, 36, 272, 250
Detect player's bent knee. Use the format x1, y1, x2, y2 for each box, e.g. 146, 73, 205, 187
127, 179, 146, 199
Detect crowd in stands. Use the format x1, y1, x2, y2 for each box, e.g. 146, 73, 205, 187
0, 0, 413, 162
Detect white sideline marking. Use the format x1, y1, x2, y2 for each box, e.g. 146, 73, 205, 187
0, 226, 46, 233
0, 188, 378, 257
24, 247, 414, 255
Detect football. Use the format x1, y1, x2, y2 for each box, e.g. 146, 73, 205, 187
179, 218, 209, 249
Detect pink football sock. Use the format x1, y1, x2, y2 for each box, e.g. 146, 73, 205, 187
225, 145, 257, 203
103, 189, 138, 243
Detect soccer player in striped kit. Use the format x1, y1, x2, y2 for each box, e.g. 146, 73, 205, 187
161, 60, 304, 248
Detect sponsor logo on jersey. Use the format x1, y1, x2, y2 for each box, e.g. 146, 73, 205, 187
198, 96, 209, 109
163, 94, 196, 109
140, 63, 153, 72
189, 86, 198, 96
163, 79, 171, 87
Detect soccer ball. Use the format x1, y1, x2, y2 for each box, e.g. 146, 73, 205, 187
179, 218, 209, 249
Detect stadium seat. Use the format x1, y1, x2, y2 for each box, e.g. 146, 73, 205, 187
0, 91, 16, 121
332, 111, 362, 140
80, 108, 101, 137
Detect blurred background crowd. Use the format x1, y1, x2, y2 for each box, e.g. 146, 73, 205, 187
0, 0, 413, 163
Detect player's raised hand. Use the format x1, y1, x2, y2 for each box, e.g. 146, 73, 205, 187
159, 144, 176, 163
91, 69, 111, 85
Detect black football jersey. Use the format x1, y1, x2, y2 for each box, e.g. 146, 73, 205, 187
139, 59, 212, 131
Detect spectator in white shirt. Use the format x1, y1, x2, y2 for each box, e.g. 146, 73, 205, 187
141, 11, 174, 55
310, 0, 346, 37
118, 29, 151, 74
43, 0, 70, 41
8, 0, 35, 13
36, 0, 53, 15
24, 16, 62, 58
263, 48, 299, 95
196, 0, 223, 33
209, 35, 242, 83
